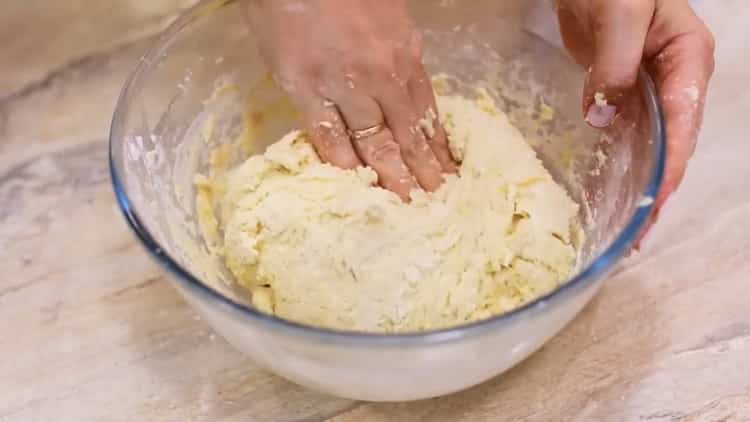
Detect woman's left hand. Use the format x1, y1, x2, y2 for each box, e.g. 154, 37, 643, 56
556, 0, 716, 242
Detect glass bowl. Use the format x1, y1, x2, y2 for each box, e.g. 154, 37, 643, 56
110, 0, 664, 401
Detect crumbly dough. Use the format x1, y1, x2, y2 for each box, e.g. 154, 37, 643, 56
214, 94, 579, 333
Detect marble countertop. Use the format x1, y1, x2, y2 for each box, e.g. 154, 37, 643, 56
1, 1, 749, 421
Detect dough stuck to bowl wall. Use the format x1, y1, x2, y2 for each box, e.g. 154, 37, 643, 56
195, 87, 581, 333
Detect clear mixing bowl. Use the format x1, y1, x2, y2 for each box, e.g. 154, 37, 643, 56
110, 0, 664, 401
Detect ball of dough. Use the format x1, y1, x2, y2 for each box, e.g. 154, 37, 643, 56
220, 94, 579, 332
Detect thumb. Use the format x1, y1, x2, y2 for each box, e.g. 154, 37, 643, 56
583, 0, 654, 128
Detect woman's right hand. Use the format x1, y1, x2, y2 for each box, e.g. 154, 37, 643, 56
245, 0, 457, 201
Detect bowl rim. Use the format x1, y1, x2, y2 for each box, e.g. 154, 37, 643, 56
109, 0, 665, 347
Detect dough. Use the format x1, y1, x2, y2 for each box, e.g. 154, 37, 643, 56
214, 94, 579, 332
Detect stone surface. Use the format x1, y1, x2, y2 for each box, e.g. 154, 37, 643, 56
1, 1, 748, 421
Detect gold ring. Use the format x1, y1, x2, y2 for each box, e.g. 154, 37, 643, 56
348, 124, 386, 141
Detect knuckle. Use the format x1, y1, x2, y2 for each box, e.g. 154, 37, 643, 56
355, 44, 400, 76
608, 0, 651, 16
399, 138, 425, 161
692, 24, 716, 77
407, 31, 424, 58
361, 134, 401, 163
372, 142, 401, 163
603, 70, 639, 92
370, 56, 399, 76
700, 26, 716, 58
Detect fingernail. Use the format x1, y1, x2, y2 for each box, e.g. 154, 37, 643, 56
585, 103, 617, 128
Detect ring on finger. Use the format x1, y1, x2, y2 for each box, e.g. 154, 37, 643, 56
348, 123, 386, 141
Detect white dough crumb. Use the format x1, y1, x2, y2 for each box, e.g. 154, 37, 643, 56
418, 107, 438, 139
684, 85, 700, 102
594, 92, 608, 107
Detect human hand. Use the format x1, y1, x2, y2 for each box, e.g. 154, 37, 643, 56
556, 0, 715, 241
244, 0, 457, 200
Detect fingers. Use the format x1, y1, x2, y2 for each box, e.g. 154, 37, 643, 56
376, 87, 445, 192
557, 5, 593, 68
634, 1, 715, 247
325, 87, 418, 200
582, 0, 655, 127
645, 3, 715, 212
353, 129, 418, 200
408, 69, 459, 173
293, 91, 362, 170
